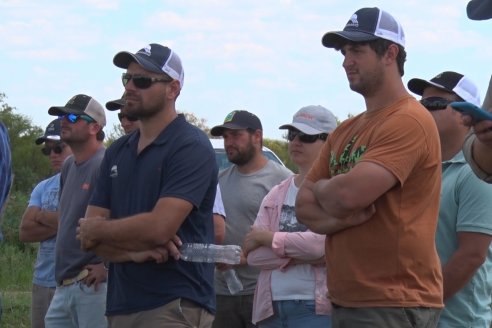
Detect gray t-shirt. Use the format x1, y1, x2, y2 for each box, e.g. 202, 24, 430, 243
55, 147, 105, 283
215, 160, 291, 295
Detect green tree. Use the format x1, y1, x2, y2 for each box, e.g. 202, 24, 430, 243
264, 138, 296, 172
0, 93, 50, 193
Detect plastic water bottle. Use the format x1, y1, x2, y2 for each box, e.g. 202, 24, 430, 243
179, 243, 242, 264
222, 268, 244, 294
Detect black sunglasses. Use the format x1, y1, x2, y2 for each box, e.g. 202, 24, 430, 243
121, 73, 173, 89
41, 143, 65, 156
59, 113, 95, 124
420, 97, 452, 111
287, 130, 328, 143
118, 113, 139, 122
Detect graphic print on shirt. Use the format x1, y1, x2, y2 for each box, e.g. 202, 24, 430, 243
42, 188, 59, 211
330, 135, 367, 175
279, 204, 308, 232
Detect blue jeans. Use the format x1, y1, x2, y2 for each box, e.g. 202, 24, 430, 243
44, 282, 107, 328
259, 300, 332, 328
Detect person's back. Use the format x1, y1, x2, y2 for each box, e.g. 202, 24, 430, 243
296, 7, 443, 328
210, 110, 291, 328
409, 71, 492, 327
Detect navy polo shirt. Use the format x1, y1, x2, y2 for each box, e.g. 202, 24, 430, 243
90, 114, 218, 315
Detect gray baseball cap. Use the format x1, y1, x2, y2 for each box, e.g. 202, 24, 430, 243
279, 105, 337, 135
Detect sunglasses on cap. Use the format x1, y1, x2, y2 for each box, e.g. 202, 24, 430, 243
59, 113, 95, 124
41, 143, 66, 156
287, 130, 328, 143
420, 97, 452, 111
118, 113, 139, 122
121, 73, 173, 89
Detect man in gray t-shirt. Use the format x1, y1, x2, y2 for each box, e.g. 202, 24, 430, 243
44, 94, 108, 328
210, 110, 291, 328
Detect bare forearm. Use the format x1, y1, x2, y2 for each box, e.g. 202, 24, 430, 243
442, 254, 484, 300
473, 138, 492, 175
313, 176, 357, 218
90, 243, 133, 263
19, 210, 58, 242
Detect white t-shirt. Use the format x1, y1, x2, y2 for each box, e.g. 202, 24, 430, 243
270, 178, 316, 301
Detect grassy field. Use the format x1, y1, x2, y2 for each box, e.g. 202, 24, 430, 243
0, 242, 36, 328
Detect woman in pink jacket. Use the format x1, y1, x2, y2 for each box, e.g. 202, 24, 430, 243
244, 105, 337, 327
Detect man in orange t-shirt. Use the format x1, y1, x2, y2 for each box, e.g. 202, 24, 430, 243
296, 7, 443, 328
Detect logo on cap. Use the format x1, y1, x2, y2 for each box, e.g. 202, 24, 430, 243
347, 14, 359, 28
224, 111, 236, 123
139, 45, 152, 57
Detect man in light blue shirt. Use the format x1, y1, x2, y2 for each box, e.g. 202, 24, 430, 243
409, 71, 492, 327
19, 119, 72, 328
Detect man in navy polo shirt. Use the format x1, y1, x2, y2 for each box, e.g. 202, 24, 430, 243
77, 43, 217, 327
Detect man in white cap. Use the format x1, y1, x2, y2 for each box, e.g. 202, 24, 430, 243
296, 7, 443, 327
409, 71, 492, 328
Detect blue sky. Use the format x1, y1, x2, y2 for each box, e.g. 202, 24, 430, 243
0, 0, 490, 140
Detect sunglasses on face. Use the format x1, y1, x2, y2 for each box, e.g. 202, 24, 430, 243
287, 130, 328, 143
59, 113, 95, 124
121, 73, 173, 89
420, 97, 452, 111
41, 143, 65, 156
118, 113, 139, 122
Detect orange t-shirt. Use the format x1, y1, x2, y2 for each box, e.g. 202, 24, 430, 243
307, 95, 443, 308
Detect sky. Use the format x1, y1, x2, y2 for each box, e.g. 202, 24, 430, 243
0, 0, 490, 140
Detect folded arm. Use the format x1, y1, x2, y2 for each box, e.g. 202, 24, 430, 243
19, 207, 58, 242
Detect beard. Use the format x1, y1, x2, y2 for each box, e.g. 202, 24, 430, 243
348, 64, 385, 97
124, 92, 166, 119
227, 140, 256, 166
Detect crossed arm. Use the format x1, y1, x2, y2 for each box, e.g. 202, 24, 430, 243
296, 162, 397, 235
77, 196, 192, 263
19, 206, 59, 242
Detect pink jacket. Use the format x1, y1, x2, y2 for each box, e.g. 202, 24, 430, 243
247, 175, 331, 325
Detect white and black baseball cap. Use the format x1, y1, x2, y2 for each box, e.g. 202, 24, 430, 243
322, 7, 405, 49
408, 71, 481, 106
113, 43, 184, 89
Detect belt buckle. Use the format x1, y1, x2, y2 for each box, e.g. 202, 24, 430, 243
61, 268, 89, 286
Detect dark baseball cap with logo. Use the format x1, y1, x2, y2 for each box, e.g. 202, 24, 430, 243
113, 43, 184, 89
408, 71, 481, 106
35, 119, 61, 145
322, 7, 405, 49
48, 94, 106, 127
210, 110, 262, 136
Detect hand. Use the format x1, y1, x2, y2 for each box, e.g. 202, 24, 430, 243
129, 247, 169, 263
77, 216, 105, 251
472, 119, 492, 149
167, 235, 182, 261
243, 226, 271, 255
343, 204, 376, 228
216, 251, 247, 271
83, 263, 107, 291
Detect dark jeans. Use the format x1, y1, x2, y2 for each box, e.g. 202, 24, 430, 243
212, 294, 256, 328
331, 304, 441, 328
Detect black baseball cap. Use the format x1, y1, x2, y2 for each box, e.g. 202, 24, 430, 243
210, 110, 262, 136
467, 0, 492, 20
322, 7, 405, 49
35, 119, 61, 145
408, 71, 481, 106
105, 92, 126, 111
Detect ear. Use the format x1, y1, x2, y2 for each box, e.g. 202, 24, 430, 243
167, 80, 181, 100
385, 43, 399, 63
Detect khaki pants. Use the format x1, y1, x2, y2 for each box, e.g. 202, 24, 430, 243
331, 305, 441, 328
108, 298, 214, 328
31, 284, 55, 328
